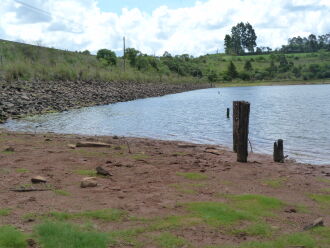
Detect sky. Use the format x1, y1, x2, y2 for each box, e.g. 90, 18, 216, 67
0, 0, 329, 56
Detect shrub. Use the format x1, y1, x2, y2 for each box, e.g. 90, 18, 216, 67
96, 49, 117, 66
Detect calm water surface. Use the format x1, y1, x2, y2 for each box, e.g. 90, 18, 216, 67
3, 84, 330, 165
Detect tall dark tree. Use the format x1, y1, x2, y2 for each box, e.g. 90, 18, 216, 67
227, 61, 238, 78
125, 48, 141, 66
231, 22, 245, 55
241, 22, 257, 52
224, 34, 233, 54
224, 22, 257, 55
308, 34, 318, 52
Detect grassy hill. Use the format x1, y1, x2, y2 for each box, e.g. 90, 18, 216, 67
1, 39, 330, 85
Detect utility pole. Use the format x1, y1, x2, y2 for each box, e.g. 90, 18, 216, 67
123, 36, 126, 72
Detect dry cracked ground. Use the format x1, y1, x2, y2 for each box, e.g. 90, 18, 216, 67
0, 130, 329, 248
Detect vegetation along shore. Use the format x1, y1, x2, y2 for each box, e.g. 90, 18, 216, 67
1, 27, 330, 121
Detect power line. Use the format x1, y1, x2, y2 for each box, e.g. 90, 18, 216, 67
13, 0, 83, 33
14, 0, 52, 17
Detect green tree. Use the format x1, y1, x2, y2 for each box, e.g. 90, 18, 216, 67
136, 55, 150, 71
224, 22, 257, 55
207, 70, 218, 82
81, 50, 90, 55
227, 61, 238, 78
244, 60, 253, 71
224, 35, 233, 54
125, 48, 141, 67
96, 49, 117, 65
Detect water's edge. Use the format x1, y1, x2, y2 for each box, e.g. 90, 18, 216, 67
2, 85, 330, 166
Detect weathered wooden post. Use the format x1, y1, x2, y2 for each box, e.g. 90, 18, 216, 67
227, 108, 230, 119
233, 101, 250, 162
273, 139, 284, 163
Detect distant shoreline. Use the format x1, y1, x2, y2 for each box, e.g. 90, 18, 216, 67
0, 80, 210, 123
216, 79, 330, 88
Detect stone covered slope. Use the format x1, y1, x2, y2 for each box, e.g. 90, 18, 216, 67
0, 80, 209, 122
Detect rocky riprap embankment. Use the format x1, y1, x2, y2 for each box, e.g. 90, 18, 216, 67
0, 80, 210, 122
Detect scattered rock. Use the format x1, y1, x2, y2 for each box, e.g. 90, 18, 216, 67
96, 166, 112, 176
118, 194, 125, 199
113, 135, 119, 139
80, 177, 98, 188
303, 217, 324, 230
31, 176, 47, 184
114, 162, 123, 167
26, 238, 37, 247
3, 146, 15, 152
0, 80, 208, 123
204, 149, 222, 155
67, 144, 76, 149
76, 142, 111, 148
284, 208, 297, 213
109, 186, 121, 191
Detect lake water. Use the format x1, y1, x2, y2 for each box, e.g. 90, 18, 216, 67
2, 84, 330, 165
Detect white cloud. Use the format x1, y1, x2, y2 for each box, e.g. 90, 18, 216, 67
0, 0, 329, 56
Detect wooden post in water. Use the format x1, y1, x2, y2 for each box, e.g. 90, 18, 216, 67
233, 101, 250, 162
273, 139, 284, 163
227, 108, 230, 119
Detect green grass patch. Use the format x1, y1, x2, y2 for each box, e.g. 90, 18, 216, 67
210, 232, 316, 248
232, 222, 273, 237
1, 150, 15, 155
309, 194, 330, 208
0, 208, 11, 217
186, 202, 251, 226
154, 232, 188, 248
310, 227, 330, 247
318, 177, 330, 184
148, 215, 202, 231
74, 170, 97, 177
108, 228, 145, 247
22, 213, 39, 221
53, 189, 71, 196
131, 153, 150, 160
15, 168, 30, 173
49, 208, 126, 222
35, 221, 109, 248
176, 172, 208, 180
185, 194, 284, 228
0, 225, 27, 248
0, 208, 11, 216
172, 152, 188, 156
227, 194, 284, 217
262, 178, 287, 188
321, 188, 330, 193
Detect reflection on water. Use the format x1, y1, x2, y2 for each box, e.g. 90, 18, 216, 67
2, 84, 330, 165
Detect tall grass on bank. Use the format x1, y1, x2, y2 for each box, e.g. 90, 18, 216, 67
0, 40, 203, 84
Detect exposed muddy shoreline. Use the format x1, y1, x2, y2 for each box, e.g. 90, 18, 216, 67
0, 80, 210, 122
0, 129, 329, 247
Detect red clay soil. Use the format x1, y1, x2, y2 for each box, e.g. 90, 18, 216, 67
0, 129, 329, 247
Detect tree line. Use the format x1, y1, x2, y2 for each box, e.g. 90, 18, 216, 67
93, 22, 330, 83
280, 34, 330, 53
